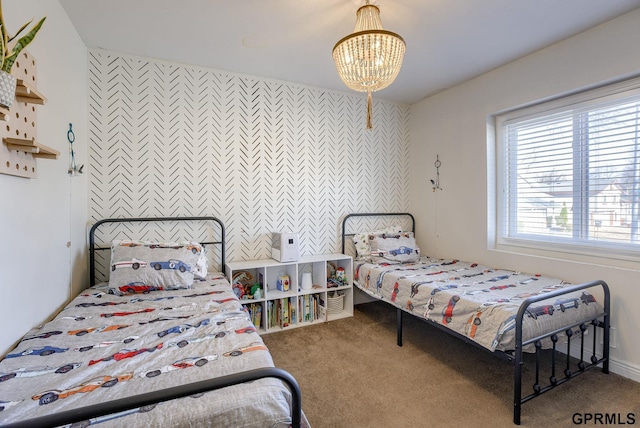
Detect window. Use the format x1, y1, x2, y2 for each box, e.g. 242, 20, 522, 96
495, 77, 640, 260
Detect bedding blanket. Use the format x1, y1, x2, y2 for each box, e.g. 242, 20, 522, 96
355, 258, 604, 352
0, 274, 292, 427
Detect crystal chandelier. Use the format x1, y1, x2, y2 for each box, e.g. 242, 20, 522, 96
332, 0, 405, 129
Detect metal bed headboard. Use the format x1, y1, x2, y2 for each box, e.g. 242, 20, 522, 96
341, 212, 415, 255
89, 216, 225, 286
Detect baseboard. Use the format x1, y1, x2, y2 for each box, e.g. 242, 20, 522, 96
567, 340, 640, 383
608, 358, 640, 383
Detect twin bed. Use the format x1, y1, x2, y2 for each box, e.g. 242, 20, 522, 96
341, 212, 611, 425
0, 213, 612, 426
0, 217, 302, 428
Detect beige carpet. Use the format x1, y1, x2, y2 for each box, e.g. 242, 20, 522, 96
263, 300, 640, 428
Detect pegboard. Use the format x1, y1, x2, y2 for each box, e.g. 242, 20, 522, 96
0, 50, 54, 179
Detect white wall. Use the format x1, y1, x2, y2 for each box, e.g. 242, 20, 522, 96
0, 1, 87, 355
410, 8, 640, 381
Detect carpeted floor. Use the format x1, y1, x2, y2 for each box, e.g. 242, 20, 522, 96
263, 300, 640, 428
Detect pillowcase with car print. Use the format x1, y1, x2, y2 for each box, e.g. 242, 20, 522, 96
369, 232, 420, 264
352, 225, 403, 260
108, 240, 203, 294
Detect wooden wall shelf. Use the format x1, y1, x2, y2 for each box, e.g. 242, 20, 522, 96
16, 79, 47, 105
0, 50, 53, 179
3, 137, 59, 159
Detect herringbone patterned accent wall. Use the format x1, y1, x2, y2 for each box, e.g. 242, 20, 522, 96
88, 50, 410, 266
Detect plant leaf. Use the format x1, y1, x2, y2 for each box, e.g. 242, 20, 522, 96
0, 2, 8, 64
2, 16, 45, 73
7, 19, 33, 44
0, 26, 5, 67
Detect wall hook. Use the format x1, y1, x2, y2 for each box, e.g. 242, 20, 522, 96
68, 123, 84, 175
431, 155, 443, 191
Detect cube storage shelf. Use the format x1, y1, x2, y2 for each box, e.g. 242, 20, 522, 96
225, 253, 353, 334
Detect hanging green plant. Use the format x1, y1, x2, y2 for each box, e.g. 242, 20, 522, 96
0, 1, 45, 108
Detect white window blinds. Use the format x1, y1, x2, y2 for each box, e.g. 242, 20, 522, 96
496, 77, 640, 257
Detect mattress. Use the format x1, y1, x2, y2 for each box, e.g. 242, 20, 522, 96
354, 257, 604, 352
0, 274, 293, 427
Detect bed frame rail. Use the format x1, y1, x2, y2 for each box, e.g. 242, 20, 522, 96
2, 367, 302, 428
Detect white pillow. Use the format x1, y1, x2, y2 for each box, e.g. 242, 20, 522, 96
369, 232, 420, 263
352, 225, 403, 260
108, 240, 204, 294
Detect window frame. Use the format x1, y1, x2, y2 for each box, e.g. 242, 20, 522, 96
492, 76, 640, 266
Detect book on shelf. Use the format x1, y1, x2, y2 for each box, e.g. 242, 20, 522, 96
267, 300, 276, 329
276, 297, 298, 328
264, 294, 328, 329
243, 302, 262, 328
282, 298, 289, 327
296, 294, 325, 323
300, 294, 310, 322
289, 297, 296, 326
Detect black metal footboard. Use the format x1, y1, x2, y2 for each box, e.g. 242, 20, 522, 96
2, 367, 302, 428
513, 280, 610, 425
393, 279, 610, 425
393, 280, 610, 425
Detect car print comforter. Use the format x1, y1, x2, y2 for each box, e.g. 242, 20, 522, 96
0, 274, 293, 427
354, 258, 604, 352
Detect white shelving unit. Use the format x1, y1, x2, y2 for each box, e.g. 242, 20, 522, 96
226, 254, 353, 334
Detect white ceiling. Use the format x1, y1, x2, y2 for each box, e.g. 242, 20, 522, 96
59, 0, 640, 105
